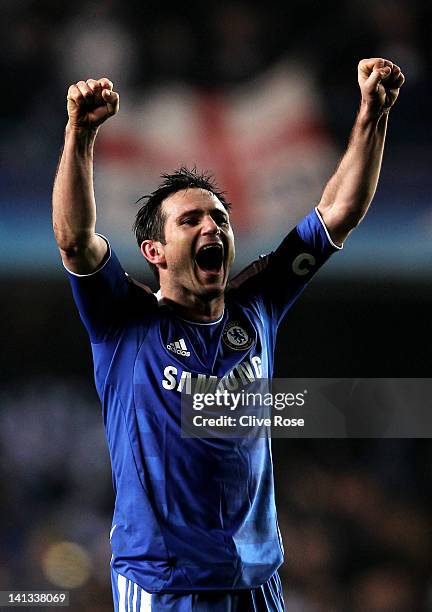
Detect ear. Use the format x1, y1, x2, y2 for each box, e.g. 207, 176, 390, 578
140, 240, 166, 267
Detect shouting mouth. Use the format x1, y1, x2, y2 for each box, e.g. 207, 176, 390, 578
195, 243, 224, 275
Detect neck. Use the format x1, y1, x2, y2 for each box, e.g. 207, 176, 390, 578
158, 285, 225, 323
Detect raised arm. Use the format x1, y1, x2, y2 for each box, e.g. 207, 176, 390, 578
317, 58, 405, 246
52, 77, 120, 274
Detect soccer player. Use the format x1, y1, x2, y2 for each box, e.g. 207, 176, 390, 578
53, 58, 404, 611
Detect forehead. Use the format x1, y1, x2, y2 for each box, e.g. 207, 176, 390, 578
161, 188, 226, 219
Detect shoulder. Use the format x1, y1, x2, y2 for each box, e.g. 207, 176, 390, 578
227, 255, 270, 293
126, 276, 160, 312
128, 277, 155, 295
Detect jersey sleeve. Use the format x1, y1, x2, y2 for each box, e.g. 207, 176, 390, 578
229, 207, 342, 327
65, 236, 155, 343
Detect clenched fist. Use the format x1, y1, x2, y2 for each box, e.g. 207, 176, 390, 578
66, 77, 119, 130
358, 58, 405, 116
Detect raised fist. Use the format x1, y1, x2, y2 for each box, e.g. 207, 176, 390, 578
358, 58, 405, 116
66, 77, 119, 130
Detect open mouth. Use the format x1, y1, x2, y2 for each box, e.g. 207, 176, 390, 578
195, 244, 224, 273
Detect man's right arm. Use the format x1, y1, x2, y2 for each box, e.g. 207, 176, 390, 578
52, 77, 120, 274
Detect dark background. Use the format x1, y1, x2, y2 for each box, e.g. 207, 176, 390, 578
1, 1, 432, 610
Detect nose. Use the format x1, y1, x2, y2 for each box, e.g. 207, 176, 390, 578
201, 215, 220, 235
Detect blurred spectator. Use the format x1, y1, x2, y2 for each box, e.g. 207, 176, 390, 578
54, 0, 139, 89
349, 565, 424, 612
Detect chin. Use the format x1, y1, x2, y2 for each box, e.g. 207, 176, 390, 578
193, 265, 229, 300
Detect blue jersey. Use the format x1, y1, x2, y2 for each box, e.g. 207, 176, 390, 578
66, 208, 340, 594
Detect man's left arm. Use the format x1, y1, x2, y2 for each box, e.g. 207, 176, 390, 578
317, 58, 405, 246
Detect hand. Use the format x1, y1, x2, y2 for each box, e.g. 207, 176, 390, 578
66, 77, 119, 131
358, 58, 405, 117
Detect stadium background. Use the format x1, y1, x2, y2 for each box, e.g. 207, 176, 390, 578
1, 0, 432, 609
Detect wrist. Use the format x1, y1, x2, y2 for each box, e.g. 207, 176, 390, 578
357, 100, 389, 128
65, 121, 99, 140
65, 122, 98, 153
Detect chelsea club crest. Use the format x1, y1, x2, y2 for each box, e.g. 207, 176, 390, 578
222, 321, 254, 351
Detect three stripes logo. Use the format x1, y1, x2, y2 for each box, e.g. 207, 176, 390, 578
167, 338, 191, 357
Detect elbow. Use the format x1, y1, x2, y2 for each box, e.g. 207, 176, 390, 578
339, 208, 365, 231
317, 202, 366, 245
323, 201, 369, 231
53, 226, 94, 256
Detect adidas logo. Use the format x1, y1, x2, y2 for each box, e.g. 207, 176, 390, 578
167, 338, 190, 357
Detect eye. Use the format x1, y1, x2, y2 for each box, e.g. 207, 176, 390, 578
213, 214, 229, 226
181, 218, 198, 226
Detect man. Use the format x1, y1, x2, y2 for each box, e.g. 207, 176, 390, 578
53, 58, 404, 611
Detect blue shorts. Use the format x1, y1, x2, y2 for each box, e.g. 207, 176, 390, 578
111, 567, 285, 611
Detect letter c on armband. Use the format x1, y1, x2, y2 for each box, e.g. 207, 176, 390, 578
292, 253, 316, 276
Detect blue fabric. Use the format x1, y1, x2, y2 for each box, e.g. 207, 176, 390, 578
111, 567, 285, 611
67, 208, 338, 596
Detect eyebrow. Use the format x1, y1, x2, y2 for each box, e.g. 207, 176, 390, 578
176, 208, 229, 222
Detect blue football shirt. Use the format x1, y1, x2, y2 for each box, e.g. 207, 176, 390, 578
66, 208, 340, 593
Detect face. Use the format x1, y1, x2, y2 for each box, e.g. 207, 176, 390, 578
153, 188, 235, 299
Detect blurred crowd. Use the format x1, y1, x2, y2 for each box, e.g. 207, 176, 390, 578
274, 438, 432, 611
2, 0, 431, 195
3, 0, 431, 101
2, 0, 432, 610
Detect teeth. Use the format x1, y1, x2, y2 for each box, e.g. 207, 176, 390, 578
200, 244, 222, 252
